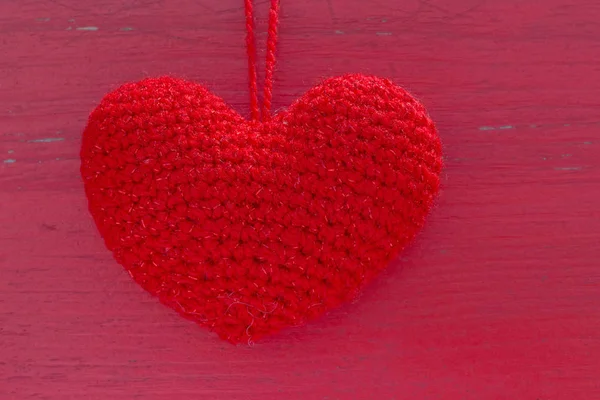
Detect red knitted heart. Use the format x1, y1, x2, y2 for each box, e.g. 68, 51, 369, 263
81, 74, 442, 343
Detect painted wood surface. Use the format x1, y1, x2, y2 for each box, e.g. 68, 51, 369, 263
1, 0, 599, 398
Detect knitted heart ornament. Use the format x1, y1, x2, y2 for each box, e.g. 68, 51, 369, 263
80, 1, 442, 344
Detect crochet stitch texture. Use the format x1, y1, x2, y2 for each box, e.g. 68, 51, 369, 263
80, 74, 442, 343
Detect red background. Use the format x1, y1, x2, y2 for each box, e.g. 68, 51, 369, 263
2, 0, 600, 398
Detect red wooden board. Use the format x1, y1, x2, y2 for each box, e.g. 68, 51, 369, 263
2, 0, 600, 398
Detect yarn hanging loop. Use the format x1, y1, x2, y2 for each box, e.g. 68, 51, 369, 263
245, 0, 280, 121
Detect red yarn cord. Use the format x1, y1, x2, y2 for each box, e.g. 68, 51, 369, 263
262, 0, 280, 120
244, 0, 260, 121
244, 0, 280, 121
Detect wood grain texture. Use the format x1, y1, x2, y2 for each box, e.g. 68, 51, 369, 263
1, 0, 600, 398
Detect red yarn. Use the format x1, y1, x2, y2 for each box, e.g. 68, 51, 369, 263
244, 0, 260, 120
80, 74, 442, 344
245, 0, 280, 121
262, 0, 280, 120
